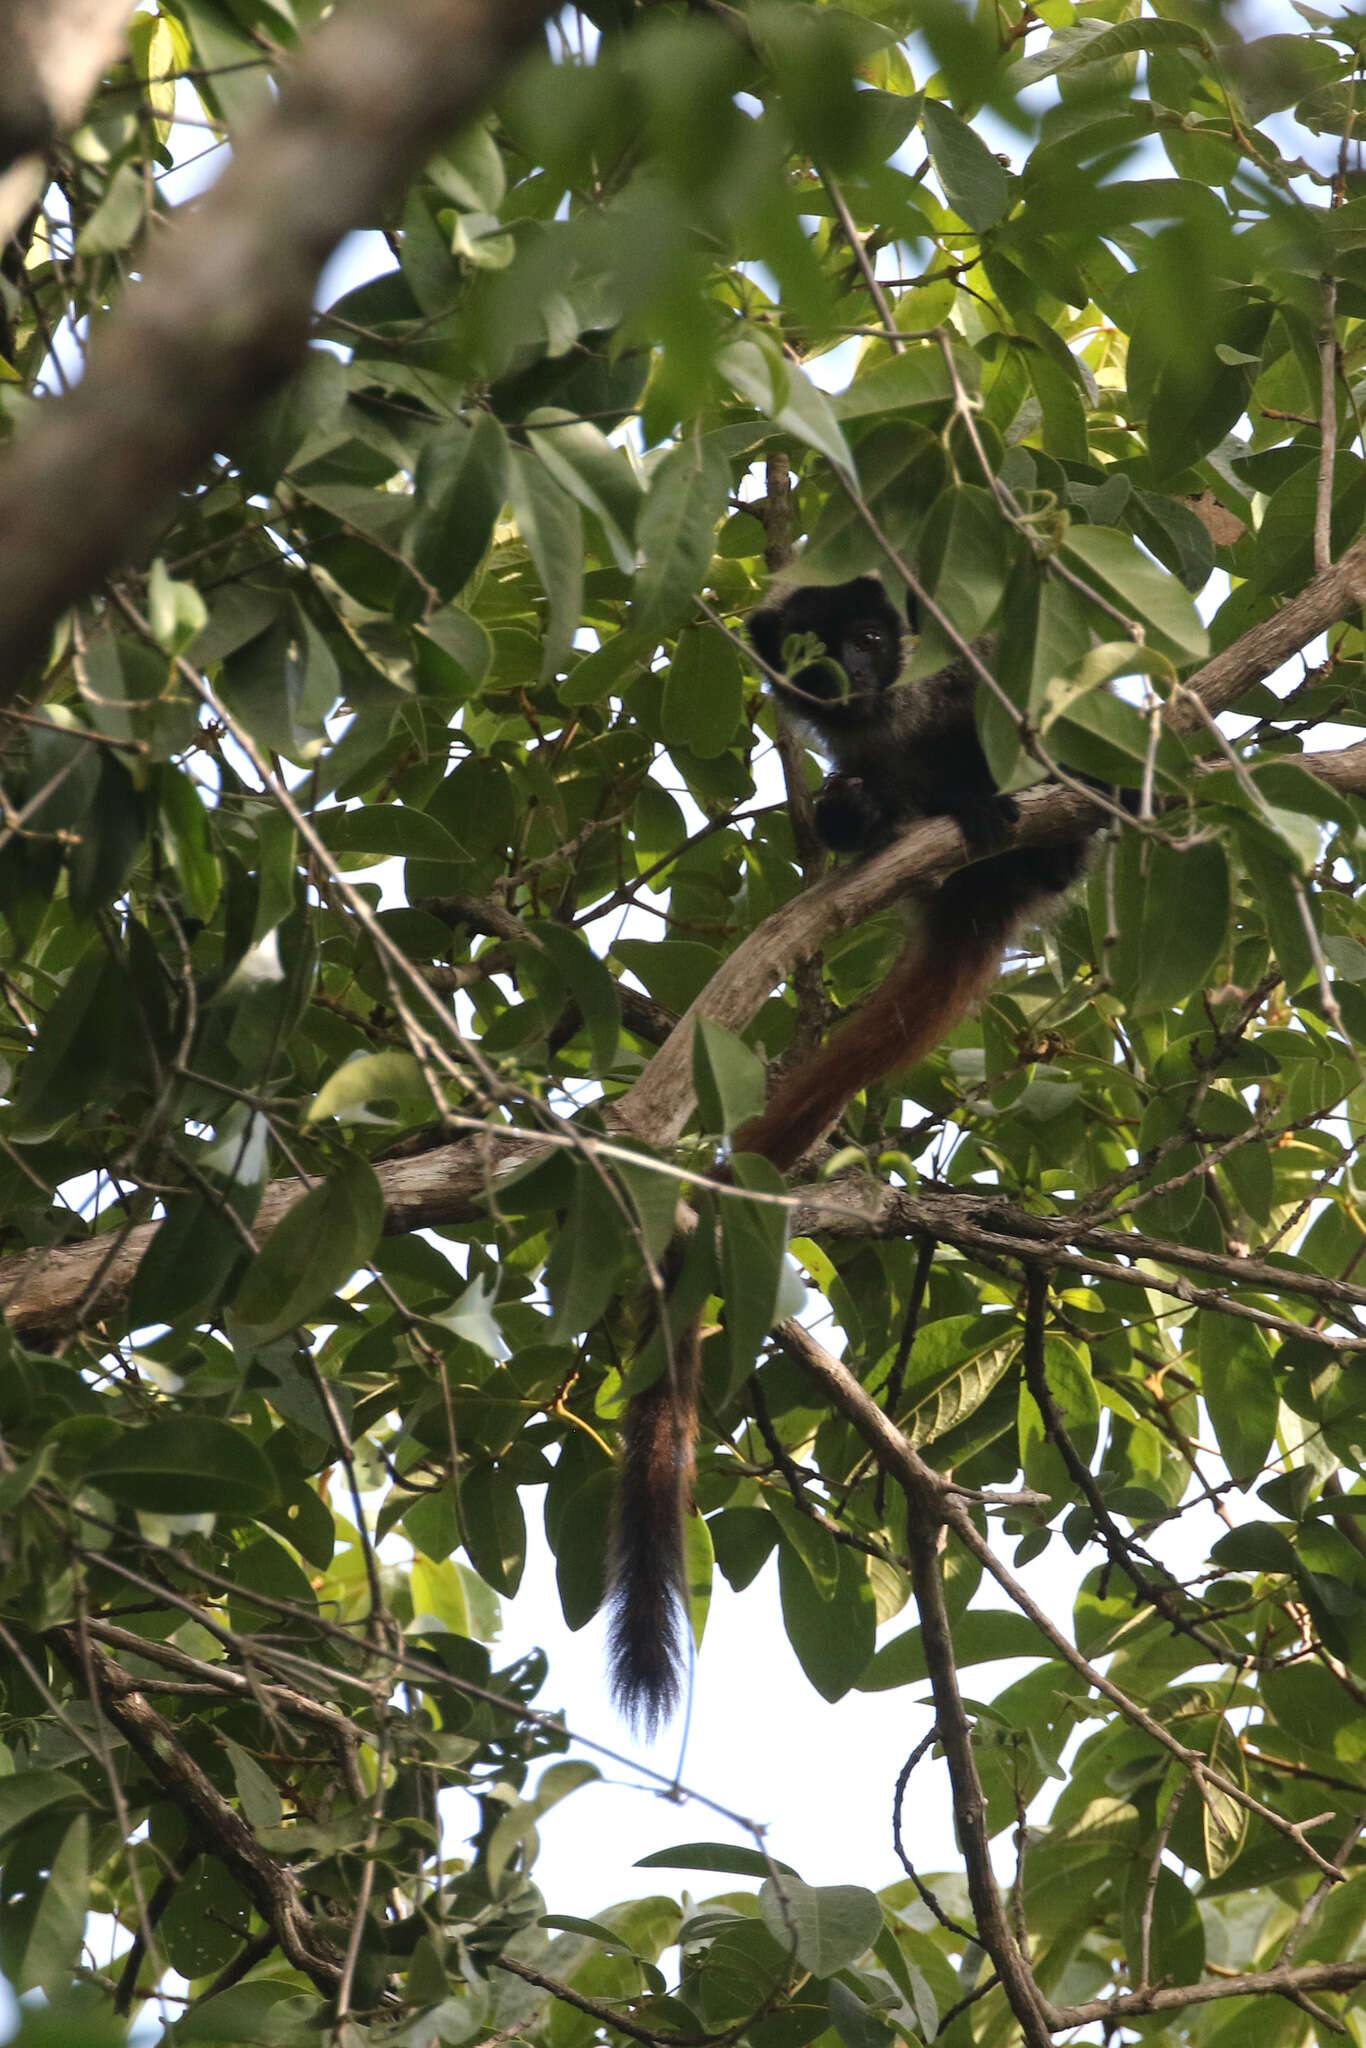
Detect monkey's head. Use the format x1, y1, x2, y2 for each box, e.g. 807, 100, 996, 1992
748, 575, 904, 712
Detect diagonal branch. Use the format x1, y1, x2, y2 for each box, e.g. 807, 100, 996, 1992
8, 730, 1366, 1342
776, 1319, 1346, 1886
0, 0, 553, 691
0, 1, 136, 236
48, 1625, 344, 1994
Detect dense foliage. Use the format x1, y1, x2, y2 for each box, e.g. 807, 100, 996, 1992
3, 0, 1366, 2043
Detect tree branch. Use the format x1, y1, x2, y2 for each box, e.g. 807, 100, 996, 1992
0, 0, 553, 690
776, 1322, 1347, 1884
0, 1, 135, 236
47, 1626, 344, 1994
10, 729, 1366, 1342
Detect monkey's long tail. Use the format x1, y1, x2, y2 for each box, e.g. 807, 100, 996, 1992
733, 876, 1020, 1172
606, 859, 1064, 1732
607, 1322, 700, 1735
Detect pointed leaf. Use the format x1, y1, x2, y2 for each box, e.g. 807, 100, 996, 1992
232, 1154, 385, 1343
88, 1418, 276, 1515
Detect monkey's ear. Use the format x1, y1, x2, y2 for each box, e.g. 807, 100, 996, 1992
904, 587, 921, 635
748, 606, 784, 669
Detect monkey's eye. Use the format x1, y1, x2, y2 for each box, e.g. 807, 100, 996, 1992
849, 624, 887, 651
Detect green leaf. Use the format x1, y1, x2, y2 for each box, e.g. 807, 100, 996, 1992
431, 120, 507, 211
778, 1537, 876, 1702
219, 604, 340, 766
10, 951, 140, 1140
617, 1154, 686, 1265
833, 344, 969, 419
718, 339, 852, 472
1058, 525, 1208, 662
231, 1154, 385, 1344
662, 623, 745, 758
305, 1050, 433, 1125
461, 1461, 527, 1596
552, 1469, 613, 1631
160, 1855, 253, 1979
75, 162, 145, 255
407, 412, 509, 601
525, 406, 643, 573
0, 1771, 87, 1844
636, 433, 731, 628
1202, 1720, 1249, 1878
636, 1841, 798, 1878
220, 1734, 284, 1831
1016, 16, 1205, 83
561, 624, 656, 705
917, 484, 1010, 641
858, 1608, 1046, 1691
1210, 1523, 1298, 1576
545, 1160, 629, 1337
173, 1979, 318, 2044
1136, 839, 1230, 1011
226, 1535, 316, 1634
1120, 1860, 1204, 1988
920, 100, 1010, 231
1197, 1313, 1277, 1486
508, 445, 585, 681
176, 0, 273, 130
897, 1316, 1017, 1449
313, 805, 466, 864
527, 920, 621, 1073
157, 765, 221, 922
800, 420, 945, 583
769, 1490, 839, 1597
88, 1418, 277, 1515
694, 1015, 766, 1135
127, 1194, 249, 1328
758, 1876, 883, 1974
1019, 1337, 1099, 1504
14, 1813, 88, 1994
720, 1156, 789, 1396
827, 1977, 896, 2048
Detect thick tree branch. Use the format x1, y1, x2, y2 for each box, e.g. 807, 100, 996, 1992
0, 2, 135, 237
1050, 1957, 1366, 2028
8, 731, 1366, 1343
1180, 535, 1366, 724
0, 0, 553, 690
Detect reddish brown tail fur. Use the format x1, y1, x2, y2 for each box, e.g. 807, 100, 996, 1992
606, 888, 1027, 1733
733, 914, 1007, 1171
607, 1327, 700, 1734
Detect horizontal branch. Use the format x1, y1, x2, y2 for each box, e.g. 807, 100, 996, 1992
1181, 533, 1366, 724
1052, 1955, 1366, 2028
788, 1184, 1366, 1345
8, 729, 1366, 1342
607, 730, 1366, 1151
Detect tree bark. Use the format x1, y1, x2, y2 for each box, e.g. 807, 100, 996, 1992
0, 0, 554, 691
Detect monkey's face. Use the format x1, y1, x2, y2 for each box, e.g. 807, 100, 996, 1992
790, 613, 899, 705
748, 576, 905, 716
837, 614, 900, 696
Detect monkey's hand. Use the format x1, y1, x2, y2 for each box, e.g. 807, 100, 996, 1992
948, 789, 1019, 857
814, 772, 885, 853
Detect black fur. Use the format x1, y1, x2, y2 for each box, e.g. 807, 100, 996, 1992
748, 574, 1090, 901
